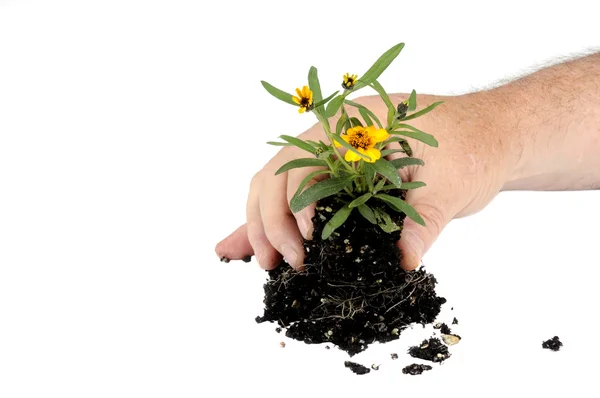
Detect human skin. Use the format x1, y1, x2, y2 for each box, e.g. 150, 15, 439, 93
215, 52, 600, 270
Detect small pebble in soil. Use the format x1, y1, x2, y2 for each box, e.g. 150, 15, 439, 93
441, 334, 461, 346
391, 353, 398, 360
452, 317, 458, 325
325, 345, 330, 350
402, 364, 433, 375
344, 361, 371, 375
242, 255, 252, 263
371, 364, 380, 371
279, 342, 286, 348
409, 338, 451, 363
219, 257, 230, 263
275, 327, 282, 333
542, 336, 563, 351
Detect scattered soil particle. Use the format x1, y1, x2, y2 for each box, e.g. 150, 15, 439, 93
256, 195, 446, 356
452, 317, 458, 325
391, 353, 398, 360
408, 338, 451, 363
542, 336, 562, 351
275, 327, 282, 333
242, 255, 252, 263
345, 361, 371, 375
439, 323, 452, 335
279, 341, 286, 348
402, 363, 433, 375
371, 364, 380, 370
325, 345, 330, 350
220, 257, 230, 263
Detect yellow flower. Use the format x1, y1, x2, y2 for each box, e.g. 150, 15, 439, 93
335, 126, 389, 163
292, 86, 313, 114
342, 73, 358, 90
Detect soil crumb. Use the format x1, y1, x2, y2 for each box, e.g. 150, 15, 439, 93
542, 336, 562, 351
345, 361, 371, 375
402, 363, 433, 375
408, 337, 451, 363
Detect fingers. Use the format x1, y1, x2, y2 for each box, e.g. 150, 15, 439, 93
260, 172, 305, 269
397, 181, 455, 271
286, 166, 328, 240
214, 224, 254, 261
246, 173, 282, 270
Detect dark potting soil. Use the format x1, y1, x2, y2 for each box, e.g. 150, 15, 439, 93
452, 317, 458, 325
344, 361, 371, 375
402, 363, 433, 375
408, 337, 451, 363
542, 336, 562, 351
255, 194, 446, 356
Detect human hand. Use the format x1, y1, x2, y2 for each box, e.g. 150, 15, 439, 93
215, 91, 517, 270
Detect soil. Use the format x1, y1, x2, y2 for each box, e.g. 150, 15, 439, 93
255, 194, 446, 356
344, 361, 371, 375
542, 336, 562, 351
408, 337, 451, 363
402, 363, 433, 375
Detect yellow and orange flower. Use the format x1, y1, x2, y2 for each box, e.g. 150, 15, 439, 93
335, 126, 389, 163
342, 73, 358, 90
292, 85, 313, 114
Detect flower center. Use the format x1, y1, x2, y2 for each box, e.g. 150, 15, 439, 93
348, 130, 372, 150
300, 97, 311, 107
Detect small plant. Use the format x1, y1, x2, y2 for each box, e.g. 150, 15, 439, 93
262, 43, 442, 239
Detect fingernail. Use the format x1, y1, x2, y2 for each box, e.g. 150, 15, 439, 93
298, 217, 313, 240
280, 244, 298, 267
403, 229, 424, 267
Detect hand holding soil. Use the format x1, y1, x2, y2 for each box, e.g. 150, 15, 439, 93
216, 52, 600, 270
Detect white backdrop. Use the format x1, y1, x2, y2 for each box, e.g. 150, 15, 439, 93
1, 1, 599, 397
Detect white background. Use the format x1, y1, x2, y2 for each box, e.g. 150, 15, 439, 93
1, 0, 599, 397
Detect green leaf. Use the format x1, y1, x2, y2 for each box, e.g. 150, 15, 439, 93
370, 80, 396, 127
313, 91, 339, 109
380, 148, 405, 157
390, 157, 425, 169
330, 134, 371, 161
261, 81, 298, 106
291, 169, 332, 199
358, 204, 376, 224
267, 141, 292, 147
400, 101, 444, 121
280, 135, 317, 154
308, 66, 323, 104
348, 193, 372, 208
344, 100, 382, 128
325, 95, 345, 118
354, 43, 405, 90
373, 178, 386, 193
349, 117, 363, 128
359, 108, 373, 127
401, 181, 426, 189
290, 175, 356, 213
275, 158, 328, 175
371, 158, 402, 188
364, 162, 375, 191
335, 111, 349, 135
373, 207, 401, 232
390, 125, 439, 147
321, 205, 353, 239
407, 90, 417, 111
375, 193, 425, 226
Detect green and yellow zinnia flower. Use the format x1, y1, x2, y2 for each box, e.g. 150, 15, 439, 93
342, 73, 358, 90
292, 85, 313, 114
335, 126, 389, 163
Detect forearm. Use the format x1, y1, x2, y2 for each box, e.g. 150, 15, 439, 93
497, 53, 600, 190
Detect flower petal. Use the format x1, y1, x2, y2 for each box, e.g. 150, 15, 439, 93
298, 107, 306, 114
363, 147, 381, 163
345, 149, 362, 162
292, 96, 301, 105
295, 88, 303, 97
370, 127, 390, 143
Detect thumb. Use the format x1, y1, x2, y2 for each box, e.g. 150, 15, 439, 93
398, 187, 453, 271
